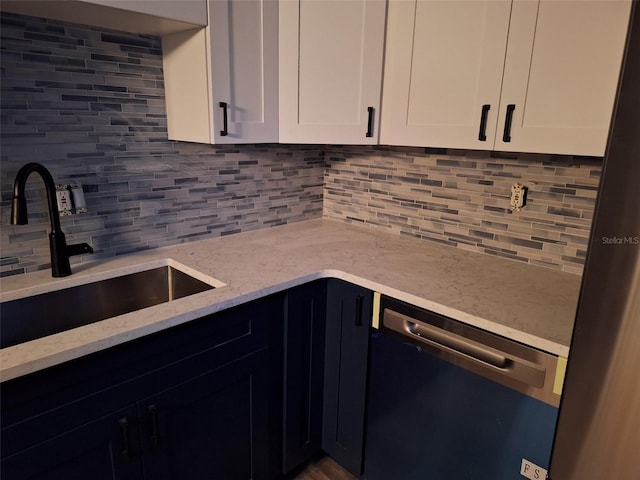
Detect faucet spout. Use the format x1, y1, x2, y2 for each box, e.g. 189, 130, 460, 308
10, 163, 93, 277
11, 163, 62, 233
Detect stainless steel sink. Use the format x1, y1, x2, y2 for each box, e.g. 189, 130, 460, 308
1, 262, 224, 349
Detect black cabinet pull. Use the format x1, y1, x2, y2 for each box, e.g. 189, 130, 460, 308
148, 404, 159, 449
219, 101, 228, 136
478, 104, 490, 141
119, 417, 131, 460
503, 104, 516, 142
355, 295, 364, 326
366, 106, 375, 138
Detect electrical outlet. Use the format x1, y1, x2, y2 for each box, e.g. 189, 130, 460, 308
510, 183, 527, 211
56, 186, 73, 216
520, 458, 547, 479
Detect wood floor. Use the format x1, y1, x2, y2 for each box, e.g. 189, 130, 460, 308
290, 456, 356, 480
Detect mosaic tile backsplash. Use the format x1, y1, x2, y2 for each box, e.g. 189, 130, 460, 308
1, 13, 601, 277
0, 13, 323, 276
324, 146, 601, 274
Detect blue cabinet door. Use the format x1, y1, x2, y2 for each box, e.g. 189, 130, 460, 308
140, 349, 273, 480
1, 404, 143, 480
322, 279, 372, 476
282, 281, 327, 473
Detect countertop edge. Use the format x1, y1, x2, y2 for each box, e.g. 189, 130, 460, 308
1, 267, 570, 383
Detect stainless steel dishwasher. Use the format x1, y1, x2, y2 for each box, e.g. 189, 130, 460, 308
362, 295, 562, 480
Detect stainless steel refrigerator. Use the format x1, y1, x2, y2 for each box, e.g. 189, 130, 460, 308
549, 4, 640, 479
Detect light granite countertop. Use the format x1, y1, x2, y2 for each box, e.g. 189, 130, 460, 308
0, 219, 582, 382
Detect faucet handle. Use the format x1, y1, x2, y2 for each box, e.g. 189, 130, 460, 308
67, 243, 94, 256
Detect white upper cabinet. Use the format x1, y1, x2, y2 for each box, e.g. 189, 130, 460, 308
380, 0, 631, 156
279, 0, 387, 144
83, 0, 207, 26
0, 0, 207, 35
208, 0, 279, 143
380, 0, 512, 150
495, 0, 631, 156
162, 0, 279, 144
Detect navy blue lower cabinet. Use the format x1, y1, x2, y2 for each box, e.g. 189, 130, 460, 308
141, 349, 272, 480
322, 280, 372, 477
1, 403, 143, 480
282, 281, 327, 473
0, 295, 283, 480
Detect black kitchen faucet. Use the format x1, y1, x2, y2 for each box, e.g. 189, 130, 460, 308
11, 163, 93, 277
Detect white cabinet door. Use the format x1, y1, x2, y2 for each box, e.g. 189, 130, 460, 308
163, 0, 278, 144
163, 28, 211, 143
495, 0, 631, 156
209, 0, 279, 143
380, 0, 630, 156
380, 0, 512, 149
279, 0, 387, 144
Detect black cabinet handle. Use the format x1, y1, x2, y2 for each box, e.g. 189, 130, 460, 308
219, 101, 228, 136
503, 104, 516, 142
478, 104, 490, 141
148, 404, 159, 449
119, 417, 131, 460
355, 295, 364, 326
366, 106, 375, 138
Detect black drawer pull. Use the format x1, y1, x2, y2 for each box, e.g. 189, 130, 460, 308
503, 104, 515, 142
366, 106, 375, 138
119, 417, 131, 460
219, 101, 228, 136
478, 104, 490, 141
148, 404, 159, 449
355, 295, 364, 326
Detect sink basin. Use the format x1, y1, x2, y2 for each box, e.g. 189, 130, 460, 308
0, 260, 225, 349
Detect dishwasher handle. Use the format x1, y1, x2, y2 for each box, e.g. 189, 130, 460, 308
384, 309, 546, 388
407, 320, 509, 369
